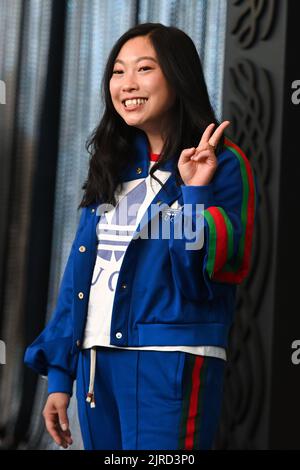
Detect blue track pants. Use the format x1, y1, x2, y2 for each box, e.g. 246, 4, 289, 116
76, 346, 225, 450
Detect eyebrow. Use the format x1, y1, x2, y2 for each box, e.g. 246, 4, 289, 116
114, 56, 158, 65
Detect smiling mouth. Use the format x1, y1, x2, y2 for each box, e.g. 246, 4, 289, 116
122, 98, 148, 109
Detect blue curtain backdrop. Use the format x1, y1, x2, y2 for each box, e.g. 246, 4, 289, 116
0, 0, 227, 449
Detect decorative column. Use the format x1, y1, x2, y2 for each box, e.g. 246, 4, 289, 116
217, 0, 300, 449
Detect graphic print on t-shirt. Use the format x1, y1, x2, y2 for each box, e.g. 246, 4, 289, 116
91, 178, 147, 291
97, 179, 147, 263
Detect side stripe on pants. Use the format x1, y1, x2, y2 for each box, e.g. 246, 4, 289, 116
178, 354, 224, 450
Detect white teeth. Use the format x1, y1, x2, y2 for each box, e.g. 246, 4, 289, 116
124, 98, 148, 107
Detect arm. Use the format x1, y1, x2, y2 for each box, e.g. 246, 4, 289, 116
24, 207, 87, 395
169, 138, 257, 301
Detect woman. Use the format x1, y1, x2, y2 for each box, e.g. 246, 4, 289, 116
24, 23, 257, 450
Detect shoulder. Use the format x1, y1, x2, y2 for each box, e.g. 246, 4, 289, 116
215, 137, 254, 181
76, 202, 98, 230
218, 137, 252, 169
213, 137, 257, 210
80, 201, 100, 217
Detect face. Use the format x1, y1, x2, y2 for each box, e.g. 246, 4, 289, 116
109, 35, 176, 137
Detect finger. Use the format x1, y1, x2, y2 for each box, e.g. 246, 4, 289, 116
57, 406, 69, 433
44, 418, 68, 447
178, 147, 196, 164
208, 120, 230, 148
44, 409, 71, 447
197, 123, 216, 148
190, 150, 212, 161
57, 407, 73, 445
61, 428, 73, 445
196, 142, 217, 152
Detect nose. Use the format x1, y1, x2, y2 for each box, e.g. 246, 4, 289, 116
121, 71, 139, 92
122, 83, 138, 93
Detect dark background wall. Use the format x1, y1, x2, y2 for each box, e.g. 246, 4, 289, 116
218, 0, 300, 450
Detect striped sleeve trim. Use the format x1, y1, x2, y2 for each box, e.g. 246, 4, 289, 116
203, 138, 256, 284
203, 207, 232, 277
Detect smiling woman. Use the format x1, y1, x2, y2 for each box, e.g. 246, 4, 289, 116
24, 22, 257, 451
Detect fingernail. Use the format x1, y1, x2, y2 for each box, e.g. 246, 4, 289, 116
61, 423, 68, 431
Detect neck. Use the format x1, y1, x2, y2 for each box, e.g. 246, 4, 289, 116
145, 131, 165, 155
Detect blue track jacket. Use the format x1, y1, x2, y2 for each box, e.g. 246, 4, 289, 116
24, 130, 258, 395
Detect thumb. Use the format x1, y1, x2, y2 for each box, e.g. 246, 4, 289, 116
58, 406, 69, 432
178, 147, 196, 164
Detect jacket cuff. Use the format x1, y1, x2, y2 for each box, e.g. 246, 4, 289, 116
181, 184, 215, 208
47, 367, 74, 396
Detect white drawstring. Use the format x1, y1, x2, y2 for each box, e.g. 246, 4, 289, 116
86, 346, 96, 408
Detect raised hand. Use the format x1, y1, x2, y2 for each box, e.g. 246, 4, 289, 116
177, 121, 230, 186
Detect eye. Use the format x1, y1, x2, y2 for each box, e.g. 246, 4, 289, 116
112, 66, 152, 76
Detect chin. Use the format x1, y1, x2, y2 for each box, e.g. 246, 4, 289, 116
124, 117, 146, 126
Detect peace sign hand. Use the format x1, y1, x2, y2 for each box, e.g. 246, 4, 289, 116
177, 121, 230, 186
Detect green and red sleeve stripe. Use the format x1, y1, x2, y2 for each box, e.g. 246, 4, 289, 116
203, 137, 256, 284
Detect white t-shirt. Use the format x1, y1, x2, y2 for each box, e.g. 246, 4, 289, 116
82, 160, 226, 361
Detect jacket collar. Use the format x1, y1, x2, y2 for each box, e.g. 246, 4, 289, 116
119, 129, 178, 182
87, 130, 182, 214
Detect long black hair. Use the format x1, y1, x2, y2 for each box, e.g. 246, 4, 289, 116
78, 22, 224, 209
